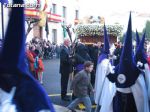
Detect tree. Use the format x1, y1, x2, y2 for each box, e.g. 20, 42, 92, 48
25, 18, 40, 37
143, 20, 150, 40
119, 31, 142, 43
132, 31, 142, 40
119, 31, 135, 43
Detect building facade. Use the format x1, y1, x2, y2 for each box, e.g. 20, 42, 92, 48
0, 0, 80, 45
25, 0, 80, 44
0, 4, 9, 40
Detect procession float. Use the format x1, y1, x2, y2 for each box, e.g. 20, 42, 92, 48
74, 24, 123, 45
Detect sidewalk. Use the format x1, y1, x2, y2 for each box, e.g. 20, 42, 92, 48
54, 105, 84, 112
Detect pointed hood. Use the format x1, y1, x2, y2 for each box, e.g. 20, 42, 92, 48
97, 24, 110, 64
1, 0, 8, 4
119, 13, 133, 65
135, 30, 140, 51
103, 23, 110, 54
0, 0, 26, 74
107, 13, 141, 88
135, 31, 147, 64
0, 0, 55, 111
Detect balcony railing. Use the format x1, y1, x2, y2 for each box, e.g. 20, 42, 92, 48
25, 9, 62, 23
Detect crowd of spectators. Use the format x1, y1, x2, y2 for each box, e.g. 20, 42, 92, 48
25, 38, 61, 83
26, 38, 61, 60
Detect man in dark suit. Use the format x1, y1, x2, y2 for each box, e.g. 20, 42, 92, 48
89, 42, 103, 86
113, 42, 123, 66
74, 43, 91, 74
59, 38, 72, 101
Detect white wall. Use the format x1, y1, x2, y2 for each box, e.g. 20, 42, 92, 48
44, 0, 80, 44
0, 4, 9, 39
0, 0, 80, 44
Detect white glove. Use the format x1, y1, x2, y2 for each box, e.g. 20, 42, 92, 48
0, 87, 16, 105
106, 63, 115, 75
113, 55, 117, 60
110, 65, 115, 74
0, 87, 17, 112
137, 61, 143, 68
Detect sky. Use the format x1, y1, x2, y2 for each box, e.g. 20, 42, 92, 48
79, 0, 150, 32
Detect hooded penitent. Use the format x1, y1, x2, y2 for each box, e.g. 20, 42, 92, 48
98, 13, 149, 112
0, 0, 55, 111
135, 30, 140, 51
94, 25, 114, 106
135, 31, 147, 66
75, 43, 91, 72
97, 24, 110, 64
107, 13, 141, 88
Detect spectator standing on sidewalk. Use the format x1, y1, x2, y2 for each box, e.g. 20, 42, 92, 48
34, 49, 40, 80
26, 44, 36, 78
59, 38, 72, 101
37, 54, 44, 84
56, 44, 60, 59
67, 61, 94, 112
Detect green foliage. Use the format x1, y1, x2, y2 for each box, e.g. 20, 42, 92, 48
143, 20, 150, 40
118, 31, 143, 43
118, 34, 124, 43
74, 24, 123, 37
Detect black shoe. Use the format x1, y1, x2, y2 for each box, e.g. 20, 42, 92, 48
61, 96, 70, 101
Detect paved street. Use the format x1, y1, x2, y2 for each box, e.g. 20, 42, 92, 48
42, 58, 95, 112
42, 58, 72, 108
42, 59, 61, 95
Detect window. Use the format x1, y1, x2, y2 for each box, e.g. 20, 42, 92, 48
62, 6, 66, 18
75, 10, 79, 19
52, 4, 56, 14
52, 29, 57, 44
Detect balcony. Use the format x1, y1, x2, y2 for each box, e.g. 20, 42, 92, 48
25, 9, 62, 23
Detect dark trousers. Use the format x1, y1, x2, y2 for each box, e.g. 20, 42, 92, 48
61, 72, 70, 98
72, 70, 78, 100
91, 70, 95, 86
31, 71, 38, 80
113, 91, 137, 112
